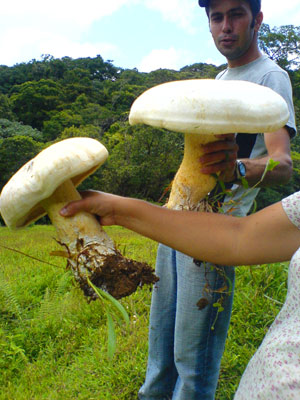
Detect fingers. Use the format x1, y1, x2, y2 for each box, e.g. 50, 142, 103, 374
201, 138, 238, 159
60, 198, 91, 217
200, 147, 237, 167
59, 190, 103, 217
59, 191, 117, 226
201, 159, 236, 175
200, 136, 239, 178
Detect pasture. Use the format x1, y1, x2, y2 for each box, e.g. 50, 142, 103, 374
0, 225, 288, 399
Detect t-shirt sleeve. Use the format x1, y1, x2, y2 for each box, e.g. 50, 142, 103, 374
282, 191, 300, 229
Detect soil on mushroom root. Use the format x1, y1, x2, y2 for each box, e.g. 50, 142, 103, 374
69, 249, 159, 301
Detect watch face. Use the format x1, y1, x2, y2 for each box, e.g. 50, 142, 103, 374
238, 162, 246, 177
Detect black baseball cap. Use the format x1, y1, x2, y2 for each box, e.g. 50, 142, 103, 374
198, 0, 261, 16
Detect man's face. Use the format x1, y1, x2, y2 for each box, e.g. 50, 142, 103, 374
208, 0, 257, 61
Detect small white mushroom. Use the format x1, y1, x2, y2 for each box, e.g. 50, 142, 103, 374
129, 79, 289, 210
0, 137, 157, 299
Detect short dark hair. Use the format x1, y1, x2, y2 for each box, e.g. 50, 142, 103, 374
199, 0, 261, 18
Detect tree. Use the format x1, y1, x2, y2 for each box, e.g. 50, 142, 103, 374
119, 68, 146, 85
94, 122, 183, 201
258, 24, 300, 70
145, 68, 181, 87
0, 119, 44, 141
0, 136, 43, 191
42, 110, 83, 141
71, 95, 116, 131
58, 125, 102, 140
10, 79, 63, 129
180, 63, 225, 79
0, 94, 16, 120
0, 50, 298, 207
61, 68, 93, 102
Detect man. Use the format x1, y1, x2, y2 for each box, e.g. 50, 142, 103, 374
138, 1, 296, 399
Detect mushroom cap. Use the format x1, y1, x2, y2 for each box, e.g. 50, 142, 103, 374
0, 137, 108, 228
129, 79, 289, 134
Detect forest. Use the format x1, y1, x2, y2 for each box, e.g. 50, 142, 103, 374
0, 23, 299, 223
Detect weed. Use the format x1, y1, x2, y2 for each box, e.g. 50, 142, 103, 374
0, 225, 288, 399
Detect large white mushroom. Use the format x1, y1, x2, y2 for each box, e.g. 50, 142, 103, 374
129, 79, 290, 210
0, 137, 158, 299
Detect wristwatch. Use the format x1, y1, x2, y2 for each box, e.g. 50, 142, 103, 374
235, 159, 246, 180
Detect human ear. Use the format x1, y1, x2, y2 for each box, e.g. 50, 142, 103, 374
254, 11, 263, 32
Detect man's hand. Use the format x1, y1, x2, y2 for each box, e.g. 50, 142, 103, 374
200, 134, 239, 182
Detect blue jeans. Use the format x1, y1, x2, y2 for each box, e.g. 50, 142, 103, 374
138, 244, 235, 400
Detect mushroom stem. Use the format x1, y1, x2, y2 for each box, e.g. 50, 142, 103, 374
167, 133, 218, 210
0, 137, 158, 300
40, 179, 115, 253
40, 179, 158, 300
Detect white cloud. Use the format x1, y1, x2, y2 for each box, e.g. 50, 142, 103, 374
137, 47, 193, 72
144, 0, 199, 33
2, 0, 137, 28
262, 0, 300, 25
0, 0, 130, 66
0, 26, 118, 66
0, 0, 299, 69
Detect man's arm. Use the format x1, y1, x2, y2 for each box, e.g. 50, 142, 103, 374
200, 127, 293, 186
239, 127, 292, 186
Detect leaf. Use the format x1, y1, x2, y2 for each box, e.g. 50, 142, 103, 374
106, 311, 117, 360
218, 179, 226, 193
86, 278, 130, 360
215, 285, 228, 293
240, 177, 249, 189
196, 298, 209, 310
260, 158, 280, 182
87, 278, 130, 326
266, 159, 280, 172
211, 173, 226, 194
251, 199, 257, 214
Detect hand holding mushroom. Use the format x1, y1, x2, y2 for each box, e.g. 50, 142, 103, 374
0, 137, 158, 300
199, 133, 239, 181
129, 79, 289, 211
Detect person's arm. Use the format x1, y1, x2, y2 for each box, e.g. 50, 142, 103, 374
238, 127, 293, 186
200, 127, 293, 186
60, 191, 300, 266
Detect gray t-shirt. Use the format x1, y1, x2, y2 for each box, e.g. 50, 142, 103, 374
216, 55, 297, 217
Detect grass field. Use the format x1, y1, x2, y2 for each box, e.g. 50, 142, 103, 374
0, 225, 288, 399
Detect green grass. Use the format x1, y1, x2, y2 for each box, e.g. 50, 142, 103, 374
0, 225, 288, 399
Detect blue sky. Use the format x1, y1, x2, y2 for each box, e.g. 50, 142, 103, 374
1, 0, 299, 72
